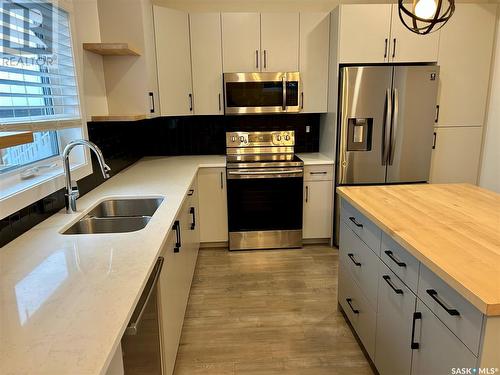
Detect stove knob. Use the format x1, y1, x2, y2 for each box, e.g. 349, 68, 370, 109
285, 135, 290, 141
231, 136, 236, 142
276, 135, 282, 141
239, 136, 245, 142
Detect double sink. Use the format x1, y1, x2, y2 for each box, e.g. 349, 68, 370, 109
63, 198, 164, 235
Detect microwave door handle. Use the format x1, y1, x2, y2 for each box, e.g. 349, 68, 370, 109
282, 75, 287, 111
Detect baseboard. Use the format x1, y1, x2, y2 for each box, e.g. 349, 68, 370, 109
200, 241, 228, 249
302, 238, 331, 245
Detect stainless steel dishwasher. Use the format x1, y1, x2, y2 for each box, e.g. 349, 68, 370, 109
121, 257, 164, 374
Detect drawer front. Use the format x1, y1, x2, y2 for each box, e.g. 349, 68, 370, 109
380, 233, 420, 293
375, 262, 417, 375
338, 260, 376, 360
412, 300, 478, 375
418, 265, 483, 355
341, 199, 382, 255
339, 221, 379, 309
304, 165, 333, 181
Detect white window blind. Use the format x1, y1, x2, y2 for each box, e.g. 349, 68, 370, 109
0, 0, 81, 132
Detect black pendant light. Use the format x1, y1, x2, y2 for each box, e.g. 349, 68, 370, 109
398, 0, 455, 35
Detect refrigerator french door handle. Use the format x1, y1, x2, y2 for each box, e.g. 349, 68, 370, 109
389, 88, 399, 165
382, 88, 392, 166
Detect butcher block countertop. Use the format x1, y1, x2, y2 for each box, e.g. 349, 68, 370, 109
337, 184, 500, 316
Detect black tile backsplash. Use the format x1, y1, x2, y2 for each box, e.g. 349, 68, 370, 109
1, 113, 321, 247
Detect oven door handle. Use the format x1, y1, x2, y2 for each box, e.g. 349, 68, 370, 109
227, 169, 303, 179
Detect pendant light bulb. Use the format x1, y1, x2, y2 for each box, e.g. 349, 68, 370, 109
414, 0, 437, 19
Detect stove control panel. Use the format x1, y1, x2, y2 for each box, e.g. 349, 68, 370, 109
226, 131, 295, 147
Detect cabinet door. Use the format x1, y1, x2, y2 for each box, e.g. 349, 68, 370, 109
429, 126, 482, 184
339, 4, 392, 63
260, 13, 299, 72
299, 12, 329, 113
190, 13, 224, 115
153, 6, 193, 116
375, 263, 416, 375
411, 300, 478, 375
221, 13, 261, 73
436, 4, 497, 127
158, 229, 184, 375
198, 168, 228, 242
389, 5, 439, 63
303, 180, 333, 239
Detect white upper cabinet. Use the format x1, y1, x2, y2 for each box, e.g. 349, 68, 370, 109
339, 4, 392, 64
389, 5, 439, 63
338, 4, 439, 64
153, 7, 193, 116
299, 12, 330, 113
190, 13, 224, 115
436, 4, 497, 127
221, 13, 261, 73
260, 13, 299, 72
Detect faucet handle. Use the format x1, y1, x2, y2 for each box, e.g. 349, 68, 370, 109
104, 164, 111, 178
70, 180, 80, 198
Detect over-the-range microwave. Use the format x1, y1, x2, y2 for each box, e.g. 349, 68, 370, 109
223, 72, 301, 115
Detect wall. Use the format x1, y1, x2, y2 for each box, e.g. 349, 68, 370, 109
480, 15, 500, 193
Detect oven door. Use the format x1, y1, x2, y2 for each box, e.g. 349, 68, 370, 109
227, 167, 303, 250
224, 72, 301, 115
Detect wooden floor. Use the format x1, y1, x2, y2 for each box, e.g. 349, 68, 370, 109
173, 245, 374, 375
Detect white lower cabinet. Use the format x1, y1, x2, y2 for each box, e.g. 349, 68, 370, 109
303, 165, 333, 240
198, 168, 228, 243
411, 300, 478, 375
375, 263, 416, 375
158, 186, 200, 375
338, 197, 484, 375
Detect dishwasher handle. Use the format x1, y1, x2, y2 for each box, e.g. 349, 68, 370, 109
125, 257, 164, 336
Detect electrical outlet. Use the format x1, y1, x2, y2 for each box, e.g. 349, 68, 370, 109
306, 125, 310, 133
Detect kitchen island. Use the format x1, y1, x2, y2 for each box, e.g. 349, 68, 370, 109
337, 183, 500, 375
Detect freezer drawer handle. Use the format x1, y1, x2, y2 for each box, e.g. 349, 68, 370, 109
190, 207, 196, 230
346, 298, 359, 314
347, 253, 362, 267
384, 250, 407, 267
426, 289, 460, 316
411, 312, 422, 349
383, 275, 404, 295
349, 216, 363, 228
125, 257, 164, 336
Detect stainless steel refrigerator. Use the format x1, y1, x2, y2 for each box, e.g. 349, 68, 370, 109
334, 65, 439, 244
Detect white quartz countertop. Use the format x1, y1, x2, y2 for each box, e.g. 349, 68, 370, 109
296, 152, 334, 165
0, 155, 225, 375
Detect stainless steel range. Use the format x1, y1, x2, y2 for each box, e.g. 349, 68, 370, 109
226, 130, 304, 251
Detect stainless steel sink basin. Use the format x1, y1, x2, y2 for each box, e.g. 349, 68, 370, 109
62, 198, 164, 235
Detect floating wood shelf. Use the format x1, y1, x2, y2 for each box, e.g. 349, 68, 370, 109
91, 114, 147, 122
83, 43, 141, 56
0, 131, 34, 149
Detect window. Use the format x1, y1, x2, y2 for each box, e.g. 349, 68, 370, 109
0, 0, 81, 174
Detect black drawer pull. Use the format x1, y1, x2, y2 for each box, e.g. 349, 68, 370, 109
384, 250, 407, 268
347, 253, 361, 267
190, 207, 196, 230
349, 216, 363, 228
172, 220, 181, 253
346, 298, 359, 314
411, 312, 422, 349
383, 275, 403, 295
426, 289, 460, 316
310, 171, 327, 175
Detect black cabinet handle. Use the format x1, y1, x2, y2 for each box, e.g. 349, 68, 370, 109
411, 312, 422, 349
384, 250, 407, 268
349, 217, 363, 228
149, 92, 155, 113
190, 207, 196, 230
189, 93, 193, 111
384, 38, 388, 58
426, 289, 460, 316
305, 185, 309, 203
435, 105, 440, 123
383, 275, 403, 295
347, 253, 361, 267
392, 38, 397, 58
220, 172, 224, 190
187, 189, 194, 196
172, 220, 181, 253
310, 171, 327, 175
346, 298, 359, 314
432, 132, 437, 149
